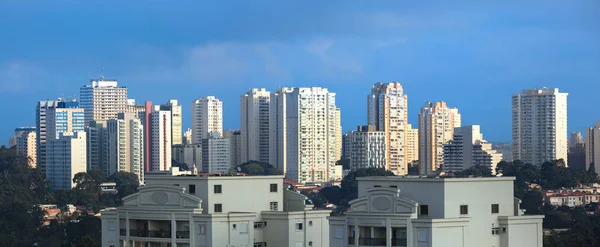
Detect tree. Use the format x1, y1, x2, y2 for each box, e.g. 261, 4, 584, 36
454, 165, 493, 177
319, 186, 342, 205
520, 190, 543, 215
236, 161, 283, 176
109, 172, 140, 201
336, 158, 350, 170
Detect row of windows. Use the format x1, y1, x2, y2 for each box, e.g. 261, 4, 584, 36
187, 183, 278, 195
418, 203, 499, 215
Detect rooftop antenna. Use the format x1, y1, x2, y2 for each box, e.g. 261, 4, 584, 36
100, 68, 104, 80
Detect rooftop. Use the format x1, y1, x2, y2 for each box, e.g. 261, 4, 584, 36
357, 176, 516, 182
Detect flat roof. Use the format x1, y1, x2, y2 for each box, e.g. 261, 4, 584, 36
357, 176, 516, 182
146, 175, 285, 181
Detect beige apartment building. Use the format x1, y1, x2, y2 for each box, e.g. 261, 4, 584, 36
101, 175, 330, 247
107, 113, 145, 182
80, 77, 128, 125
367, 82, 409, 175
405, 124, 419, 165
418, 101, 461, 175
161, 100, 183, 145
14, 127, 37, 167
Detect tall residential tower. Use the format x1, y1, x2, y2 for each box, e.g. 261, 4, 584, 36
240, 88, 271, 164
191, 96, 223, 144
418, 101, 461, 175
79, 77, 128, 125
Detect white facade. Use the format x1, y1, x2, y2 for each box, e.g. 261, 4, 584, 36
406, 124, 419, 164
418, 101, 461, 175
343, 125, 387, 171
151, 106, 172, 171
329, 177, 544, 247
270, 87, 339, 183
107, 113, 144, 182
101, 175, 330, 247
15, 127, 37, 167
240, 88, 271, 164
46, 132, 87, 191
201, 133, 231, 173
183, 128, 193, 145
161, 100, 183, 145
512, 88, 568, 167
223, 129, 241, 167
191, 96, 223, 144
368, 82, 409, 175
443, 125, 503, 175
80, 78, 128, 125
586, 122, 600, 170
172, 144, 202, 170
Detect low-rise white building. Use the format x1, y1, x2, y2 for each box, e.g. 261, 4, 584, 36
329, 176, 544, 247
101, 175, 331, 247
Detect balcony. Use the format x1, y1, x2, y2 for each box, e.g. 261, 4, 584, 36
359, 237, 386, 246
128, 229, 171, 238
176, 231, 190, 239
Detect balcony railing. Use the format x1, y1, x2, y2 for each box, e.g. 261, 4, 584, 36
359, 237, 387, 246
176, 231, 190, 239
392, 238, 408, 247
128, 229, 172, 238
348, 237, 355, 244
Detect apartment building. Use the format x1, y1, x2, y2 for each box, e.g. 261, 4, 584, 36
86, 120, 109, 172
342, 125, 387, 171
80, 77, 127, 125
367, 82, 409, 175
270, 87, 340, 183
223, 129, 241, 167
329, 177, 544, 247
443, 125, 503, 175
172, 144, 202, 170
569, 132, 587, 171
586, 122, 600, 172
512, 88, 568, 167
418, 101, 461, 175
160, 100, 183, 145
101, 175, 330, 247
240, 88, 271, 164
46, 132, 87, 191
201, 133, 231, 173
107, 113, 144, 182
406, 124, 419, 165
191, 96, 223, 144
14, 127, 37, 167
150, 106, 172, 171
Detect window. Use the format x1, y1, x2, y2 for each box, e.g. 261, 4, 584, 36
460, 205, 468, 215
419, 205, 429, 215
295, 222, 303, 231
309, 221, 313, 226
233, 224, 237, 230
253, 242, 267, 247
254, 221, 267, 229
188, 184, 196, 194
198, 224, 206, 234
492, 204, 499, 214
389, 185, 398, 188
270, 183, 278, 192
374, 185, 382, 188
214, 184, 222, 194
270, 202, 278, 211
214, 203, 222, 213
239, 223, 248, 233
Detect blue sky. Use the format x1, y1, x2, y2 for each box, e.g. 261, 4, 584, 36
1, 1, 599, 144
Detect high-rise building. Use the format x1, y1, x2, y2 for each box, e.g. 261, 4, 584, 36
270, 87, 339, 183
367, 82, 409, 175
406, 124, 419, 164
107, 113, 144, 182
240, 88, 271, 164
512, 88, 568, 167
172, 143, 201, 170
183, 128, 193, 145
342, 125, 387, 171
223, 129, 241, 167
143, 101, 152, 172
46, 131, 86, 191
150, 105, 172, 171
125, 99, 145, 115
201, 132, 231, 173
586, 123, 600, 171
15, 127, 37, 167
79, 77, 128, 125
569, 132, 586, 171
333, 108, 342, 162
443, 125, 502, 175
8, 127, 34, 148
418, 101, 461, 175
160, 100, 183, 145
86, 120, 108, 172
36, 99, 78, 175
191, 96, 223, 144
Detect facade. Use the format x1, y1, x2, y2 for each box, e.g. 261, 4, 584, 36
36, 99, 79, 175
406, 124, 419, 164
191, 96, 223, 144
101, 175, 330, 247
86, 120, 109, 172
143, 101, 153, 172
172, 144, 202, 170
342, 125, 387, 171
183, 128, 193, 145
150, 106, 172, 171
329, 177, 544, 247
80, 77, 128, 125
240, 88, 271, 164
46, 132, 87, 191
418, 101, 461, 175
15, 127, 37, 167
160, 100, 183, 145
223, 129, 241, 167
586, 122, 600, 171
544, 191, 600, 208
107, 113, 144, 182
270, 87, 339, 183
201, 133, 231, 173
512, 88, 568, 167
569, 132, 586, 171
334, 108, 343, 163
367, 82, 409, 175
125, 99, 145, 115
443, 125, 503, 175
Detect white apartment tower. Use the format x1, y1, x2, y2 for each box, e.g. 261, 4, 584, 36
46, 131, 87, 191
201, 132, 231, 173
183, 128, 193, 145
160, 100, 183, 145
15, 127, 37, 167
36, 100, 60, 175
443, 125, 503, 175
418, 101, 461, 175
368, 82, 409, 175
107, 113, 144, 182
240, 88, 271, 164
150, 106, 172, 171
223, 129, 241, 167
512, 88, 568, 167
585, 122, 600, 170
79, 77, 128, 125
191, 96, 223, 144
342, 125, 387, 171
270, 87, 340, 183
406, 124, 419, 165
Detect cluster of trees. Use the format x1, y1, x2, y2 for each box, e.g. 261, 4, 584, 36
235, 161, 283, 176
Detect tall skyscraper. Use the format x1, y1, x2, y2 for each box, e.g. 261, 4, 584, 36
406, 124, 419, 165
86, 120, 108, 172
192, 96, 223, 144
240, 88, 271, 164
585, 123, 600, 171
270, 87, 339, 183
160, 100, 183, 145
150, 105, 172, 171
46, 131, 87, 191
36, 100, 59, 175
569, 132, 586, 171
107, 113, 144, 182
125, 99, 145, 115
342, 125, 387, 171
367, 82, 409, 175
201, 132, 231, 173
512, 88, 568, 167
443, 125, 502, 175
333, 108, 342, 162
80, 77, 127, 125
15, 127, 37, 167
183, 128, 193, 145
223, 129, 241, 167
143, 101, 152, 172
418, 101, 461, 175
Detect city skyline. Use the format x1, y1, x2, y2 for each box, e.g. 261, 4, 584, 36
1, 1, 599, 144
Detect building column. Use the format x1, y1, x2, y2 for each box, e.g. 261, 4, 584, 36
189, 213, 194, 247
171, 213, 176, 247
126, 212, 130, 247
386, 218, 391, 247
354, 217, 359, 246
